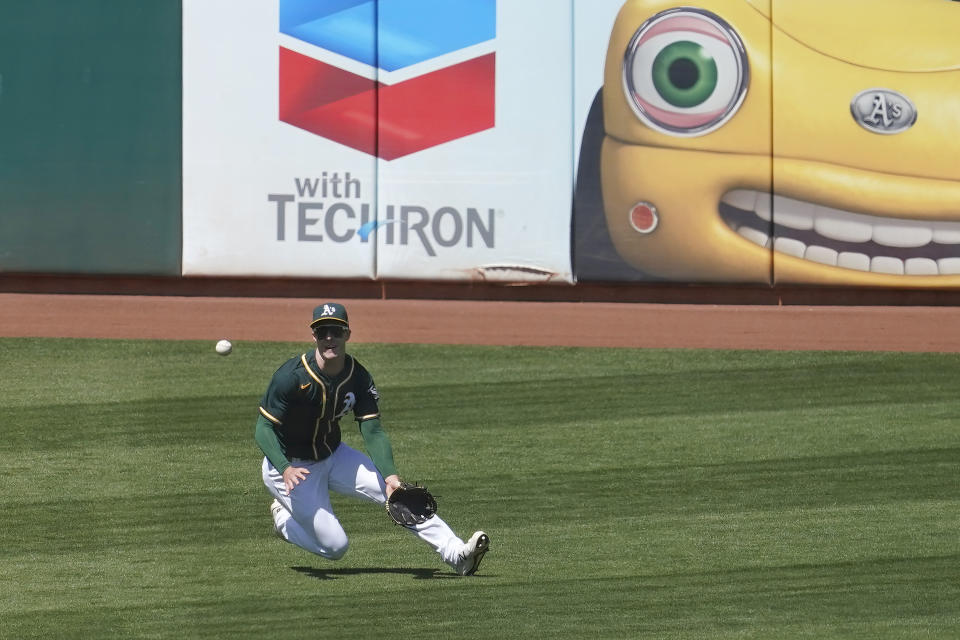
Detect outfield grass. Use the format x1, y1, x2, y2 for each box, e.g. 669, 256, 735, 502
1, 337, 958, 639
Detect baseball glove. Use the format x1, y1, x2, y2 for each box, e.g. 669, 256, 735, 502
385, 482, 437, 527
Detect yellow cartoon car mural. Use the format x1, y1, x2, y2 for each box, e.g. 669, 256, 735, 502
587, 0, 960, 285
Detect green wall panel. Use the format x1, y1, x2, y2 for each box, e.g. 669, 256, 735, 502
0, 0, 181, 275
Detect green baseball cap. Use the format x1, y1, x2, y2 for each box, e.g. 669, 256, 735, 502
310, 302, 349, 329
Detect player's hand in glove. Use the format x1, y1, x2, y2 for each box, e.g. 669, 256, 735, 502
385, 481, 438, 527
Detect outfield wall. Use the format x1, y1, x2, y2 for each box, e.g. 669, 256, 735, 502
3, 1, 958, 293
0, 0, 182, 275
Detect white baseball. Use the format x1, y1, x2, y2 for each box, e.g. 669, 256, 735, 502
215, 339, 233, 355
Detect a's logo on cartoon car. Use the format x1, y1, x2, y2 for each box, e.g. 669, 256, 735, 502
850, 88, 917, 135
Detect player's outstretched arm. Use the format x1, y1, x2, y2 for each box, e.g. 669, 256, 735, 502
358, 417, 400, 490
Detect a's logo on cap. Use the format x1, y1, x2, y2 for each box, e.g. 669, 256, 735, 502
320, 304, 338, 317
851, 88, 916, 135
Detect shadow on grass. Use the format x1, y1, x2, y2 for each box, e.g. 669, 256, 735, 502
291, 566, 451, 581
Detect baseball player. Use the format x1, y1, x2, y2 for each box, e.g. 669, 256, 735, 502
254, 302, 489, 575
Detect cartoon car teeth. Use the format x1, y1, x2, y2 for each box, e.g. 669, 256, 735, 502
720, 190, 960, 276
594, 0, 960, 286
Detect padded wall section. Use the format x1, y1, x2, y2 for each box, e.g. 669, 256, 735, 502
0, 0, 182, 275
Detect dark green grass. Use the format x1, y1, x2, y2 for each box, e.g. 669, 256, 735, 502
1, 338, 958, 639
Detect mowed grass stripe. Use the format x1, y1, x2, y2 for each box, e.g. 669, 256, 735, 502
1, 338, 958, 639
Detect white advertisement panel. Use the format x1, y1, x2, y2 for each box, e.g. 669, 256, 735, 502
182, 0, 578, 283
372, 2, 573, 283
183, 0, 377, 278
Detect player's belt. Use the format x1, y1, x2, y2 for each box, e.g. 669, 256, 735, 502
290, 442, 339, 463
291, 455, 328, 463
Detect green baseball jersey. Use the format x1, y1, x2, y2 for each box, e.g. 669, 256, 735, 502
258, 352, 380, 461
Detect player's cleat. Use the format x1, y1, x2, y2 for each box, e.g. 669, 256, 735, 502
454, 531, 489, 576
270, 499, 285, 539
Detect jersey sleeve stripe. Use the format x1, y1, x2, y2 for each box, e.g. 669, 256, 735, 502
259, 406, 282, 424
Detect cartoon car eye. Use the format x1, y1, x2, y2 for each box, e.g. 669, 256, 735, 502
622, 8, 749, 136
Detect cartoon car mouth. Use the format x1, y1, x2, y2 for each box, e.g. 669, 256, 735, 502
720, 189, 960, 275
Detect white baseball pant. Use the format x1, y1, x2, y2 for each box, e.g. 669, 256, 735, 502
261, 443, 466, 566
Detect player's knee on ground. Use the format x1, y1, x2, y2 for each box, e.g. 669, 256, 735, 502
312, 526, 349, 560
319, 538, 349, 560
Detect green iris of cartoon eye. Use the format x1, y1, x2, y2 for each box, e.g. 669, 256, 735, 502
651, 41, 718, 108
